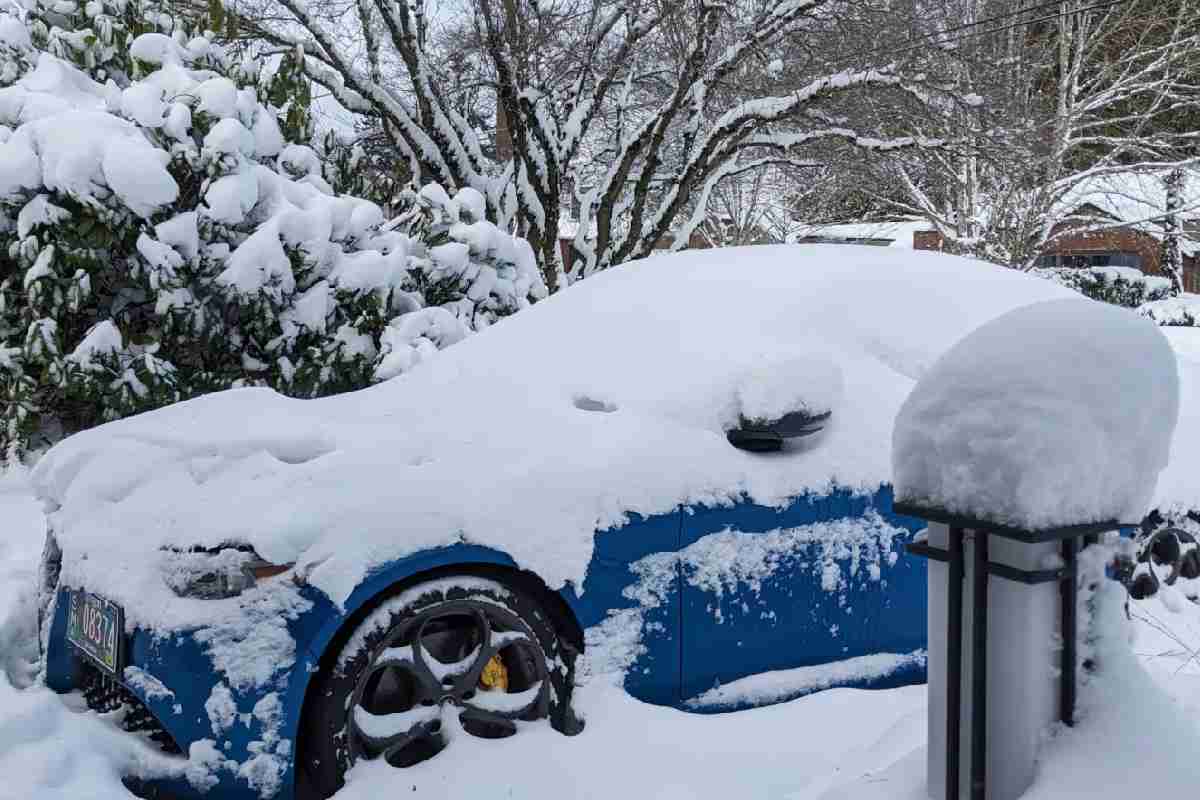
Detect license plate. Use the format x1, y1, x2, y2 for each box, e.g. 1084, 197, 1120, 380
66, 591, 124, 675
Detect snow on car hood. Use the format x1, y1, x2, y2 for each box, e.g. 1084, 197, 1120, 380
34, 246, 1080, 613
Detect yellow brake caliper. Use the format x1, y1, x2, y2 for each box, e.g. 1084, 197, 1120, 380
479, 654, 509, 692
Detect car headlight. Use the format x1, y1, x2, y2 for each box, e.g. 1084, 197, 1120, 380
163, 547, 292, 599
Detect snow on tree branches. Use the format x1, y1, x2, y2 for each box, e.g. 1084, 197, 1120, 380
0, 2, 544, 458
225, 0, 952, 287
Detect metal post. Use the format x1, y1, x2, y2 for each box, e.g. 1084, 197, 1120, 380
1061, 537, 1078, 726
971, 530, 989, 800
946, 526, 964, 800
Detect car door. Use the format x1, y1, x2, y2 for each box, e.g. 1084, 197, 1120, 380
570, 508, 683, 707
678, 487, 927, 706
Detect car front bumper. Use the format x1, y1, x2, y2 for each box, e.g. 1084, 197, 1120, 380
42, 585, 316, 800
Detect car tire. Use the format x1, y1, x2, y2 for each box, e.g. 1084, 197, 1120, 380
297, 575, 577, 799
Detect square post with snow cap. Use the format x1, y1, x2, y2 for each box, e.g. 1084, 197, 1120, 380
890, 298, 1181, 800
895, 503, 1115, 800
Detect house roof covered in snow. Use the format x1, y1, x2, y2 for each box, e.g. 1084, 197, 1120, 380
1055, 168, 1200, 255
789, 219, 934, 248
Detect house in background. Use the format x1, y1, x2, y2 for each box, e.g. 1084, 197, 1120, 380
557, 214, 776, 271
793, 170, 1200, 292
792, 218, 936, 249
1033, 170, 1200, 292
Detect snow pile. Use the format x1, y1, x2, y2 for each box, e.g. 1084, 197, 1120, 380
894, 298, 1179, 529
333, 681, 929, 800
0, 468, 186, 799
1128, 567, 1200, 718
31, 246, 1082, 618
0, 466, 41, 687
1151, 328, 1200, 517
732, 351, 843, 424
821, 543, 1200, 800
1140, 293, 1200, 327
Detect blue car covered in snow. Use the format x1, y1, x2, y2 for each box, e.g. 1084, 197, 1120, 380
34, 246, 1076, 799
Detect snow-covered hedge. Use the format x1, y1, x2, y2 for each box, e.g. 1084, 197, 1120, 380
1138, 295, 1200, 327
1031, 265, 1173, 309
0, 5, 544, 456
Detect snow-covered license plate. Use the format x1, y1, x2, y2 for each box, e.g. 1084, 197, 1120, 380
66, 591, 123, 675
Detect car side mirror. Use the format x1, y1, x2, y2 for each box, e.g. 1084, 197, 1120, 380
726, 409, 832, 452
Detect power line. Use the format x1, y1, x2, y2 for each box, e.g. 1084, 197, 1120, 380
889, 0, 1090, 43
833, 0, 1134, 68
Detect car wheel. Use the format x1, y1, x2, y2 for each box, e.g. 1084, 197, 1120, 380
298, 576, 568, 798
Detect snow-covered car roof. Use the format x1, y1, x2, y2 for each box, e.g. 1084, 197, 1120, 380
36, 245, 1157, 609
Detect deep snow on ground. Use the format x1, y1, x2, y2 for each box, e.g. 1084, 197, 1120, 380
3, 466, 1200, 799
0, 468, 184, 800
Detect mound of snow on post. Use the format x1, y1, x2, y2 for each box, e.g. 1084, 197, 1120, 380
33, 247, 1079, 618
893, 298, 1179, 529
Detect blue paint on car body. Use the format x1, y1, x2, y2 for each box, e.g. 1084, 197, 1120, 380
43, 485, 928, 799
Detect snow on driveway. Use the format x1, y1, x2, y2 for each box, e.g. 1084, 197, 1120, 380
0, 469, 184, 800
1, 466, 1198, 800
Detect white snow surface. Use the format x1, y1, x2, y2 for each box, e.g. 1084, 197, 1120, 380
1153, 327, 1200, 517
0, 468, 189, 799
686, 649, 927, 710
1140, 293, 1200, 327
825, 547, 1200, 800
734, 351, 843, 422
894, 298, 1179, 529
0, 110, 177, 218
33, 246, 1089, 618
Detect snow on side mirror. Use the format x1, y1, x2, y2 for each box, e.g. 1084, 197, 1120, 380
725, 354, 843, 452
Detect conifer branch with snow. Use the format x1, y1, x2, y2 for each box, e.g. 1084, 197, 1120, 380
0, 1, 544, 457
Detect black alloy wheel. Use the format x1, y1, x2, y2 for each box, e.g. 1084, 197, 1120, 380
298, 577, 578, 799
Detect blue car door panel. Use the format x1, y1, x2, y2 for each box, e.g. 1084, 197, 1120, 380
570, 509, 683, 707
679, 486, 927, 705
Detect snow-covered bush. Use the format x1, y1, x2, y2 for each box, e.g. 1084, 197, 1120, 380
1138, 295, 1200, 327
0, 3, 544, 457
1031, 265, 1173, 308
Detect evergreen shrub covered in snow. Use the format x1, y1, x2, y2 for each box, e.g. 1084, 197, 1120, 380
1139, 295, 1200, 327
0, 1, 544, 456
1031, 265, 1173, 309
